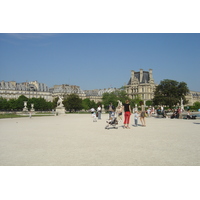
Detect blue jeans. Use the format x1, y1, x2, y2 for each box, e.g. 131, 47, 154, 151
135, 119, 138, 126
109, 111, 113, 119
98, 112, 101, 119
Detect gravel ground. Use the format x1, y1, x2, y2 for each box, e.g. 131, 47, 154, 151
0, 114, 200, 166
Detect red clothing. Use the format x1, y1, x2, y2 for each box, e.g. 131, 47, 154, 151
124, 111, 131, 124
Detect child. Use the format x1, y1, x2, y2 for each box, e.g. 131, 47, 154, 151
106, 112, 115, 123
134, 111, 139, 127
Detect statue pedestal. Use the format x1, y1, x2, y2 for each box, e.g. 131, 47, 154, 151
56, 106, 65, 115
56, 96, 65, 115
23, 107, 28, 112
23, 101, 28, 113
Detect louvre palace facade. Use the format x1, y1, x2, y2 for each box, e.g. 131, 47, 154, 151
124, 69, 156, 104
124, 69, 200, 106
1, 69, 200, 106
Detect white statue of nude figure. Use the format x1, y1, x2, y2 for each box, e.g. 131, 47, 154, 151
117, 100, 122, 107
57, 96, 64, 107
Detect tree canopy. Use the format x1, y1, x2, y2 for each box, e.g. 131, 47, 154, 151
82, 98, 97, 111
152, 79, 189, 108
63, 94, 83, 112
102, 89, 129, 109
0, 95, 53, 111
193, 101, 200, 110
102, 89, 143, 110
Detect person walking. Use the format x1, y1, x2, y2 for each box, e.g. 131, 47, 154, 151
187, 109, 191, 119
97, 105, 102, 119
140, 110, 146, 127
29, 111, 32, 119
123, 100, 131, 129
108, 103, 114, 120
177, 107, 181, 119
147, 107, 151, 117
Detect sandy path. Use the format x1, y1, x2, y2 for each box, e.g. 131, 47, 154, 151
0, 114, 200, 166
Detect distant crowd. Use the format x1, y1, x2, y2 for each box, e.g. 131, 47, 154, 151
90, 100, 149, 128
90, 102, 198, 129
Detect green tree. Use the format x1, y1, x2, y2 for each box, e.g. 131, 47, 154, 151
102, 89, 130, 110
16, 95, 28, 110
102, 92, 118, 109
7, 99, 17, 110
82, 98, 89, 111
63, 94, 83, 112
27, 97, 50, 111
82, 99, 97, 110
146, 100, 153, 107
0, 97, 8, 110
153, 79, 189, 108
129, 94, 143, 108
46, 101, 53, 110
113, 90, 129, 103
27, 97, 37, 110
90, 100, 97, 109
193, 101, 200, 110
36, 97, 48, 111
0, 96, 53, 111
52, 97, 58, 109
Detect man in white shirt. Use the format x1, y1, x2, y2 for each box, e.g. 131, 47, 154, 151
97, 105, 102, 119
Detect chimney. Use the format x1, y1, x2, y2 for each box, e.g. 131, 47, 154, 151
131, 70, 135, 83
149, 69, 153, 80
140, 69, 143, 82
131, 70, 135, 78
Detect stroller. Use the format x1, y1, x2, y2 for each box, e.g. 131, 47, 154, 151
185, 115, 197, 119
105, 112, 118, 129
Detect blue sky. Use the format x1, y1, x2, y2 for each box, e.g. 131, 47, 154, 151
0, 33, 200, 91
1, 1, 200, 198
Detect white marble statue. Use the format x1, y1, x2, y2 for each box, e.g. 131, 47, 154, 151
57, 96, 64, 107
181, 97, 184, 111
117, 100, 122, 107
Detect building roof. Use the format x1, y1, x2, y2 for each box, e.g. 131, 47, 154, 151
127, 71, 150, 85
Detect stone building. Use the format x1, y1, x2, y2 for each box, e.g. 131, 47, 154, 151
84, 88, 118, 103
0, 81, 117, 103
0, 80, 52, 101
124, 69, 200, 106
49, 84, 86, 100
186, 91, 200, 106
1, 75, 199, 106
124, 69, 156, 104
